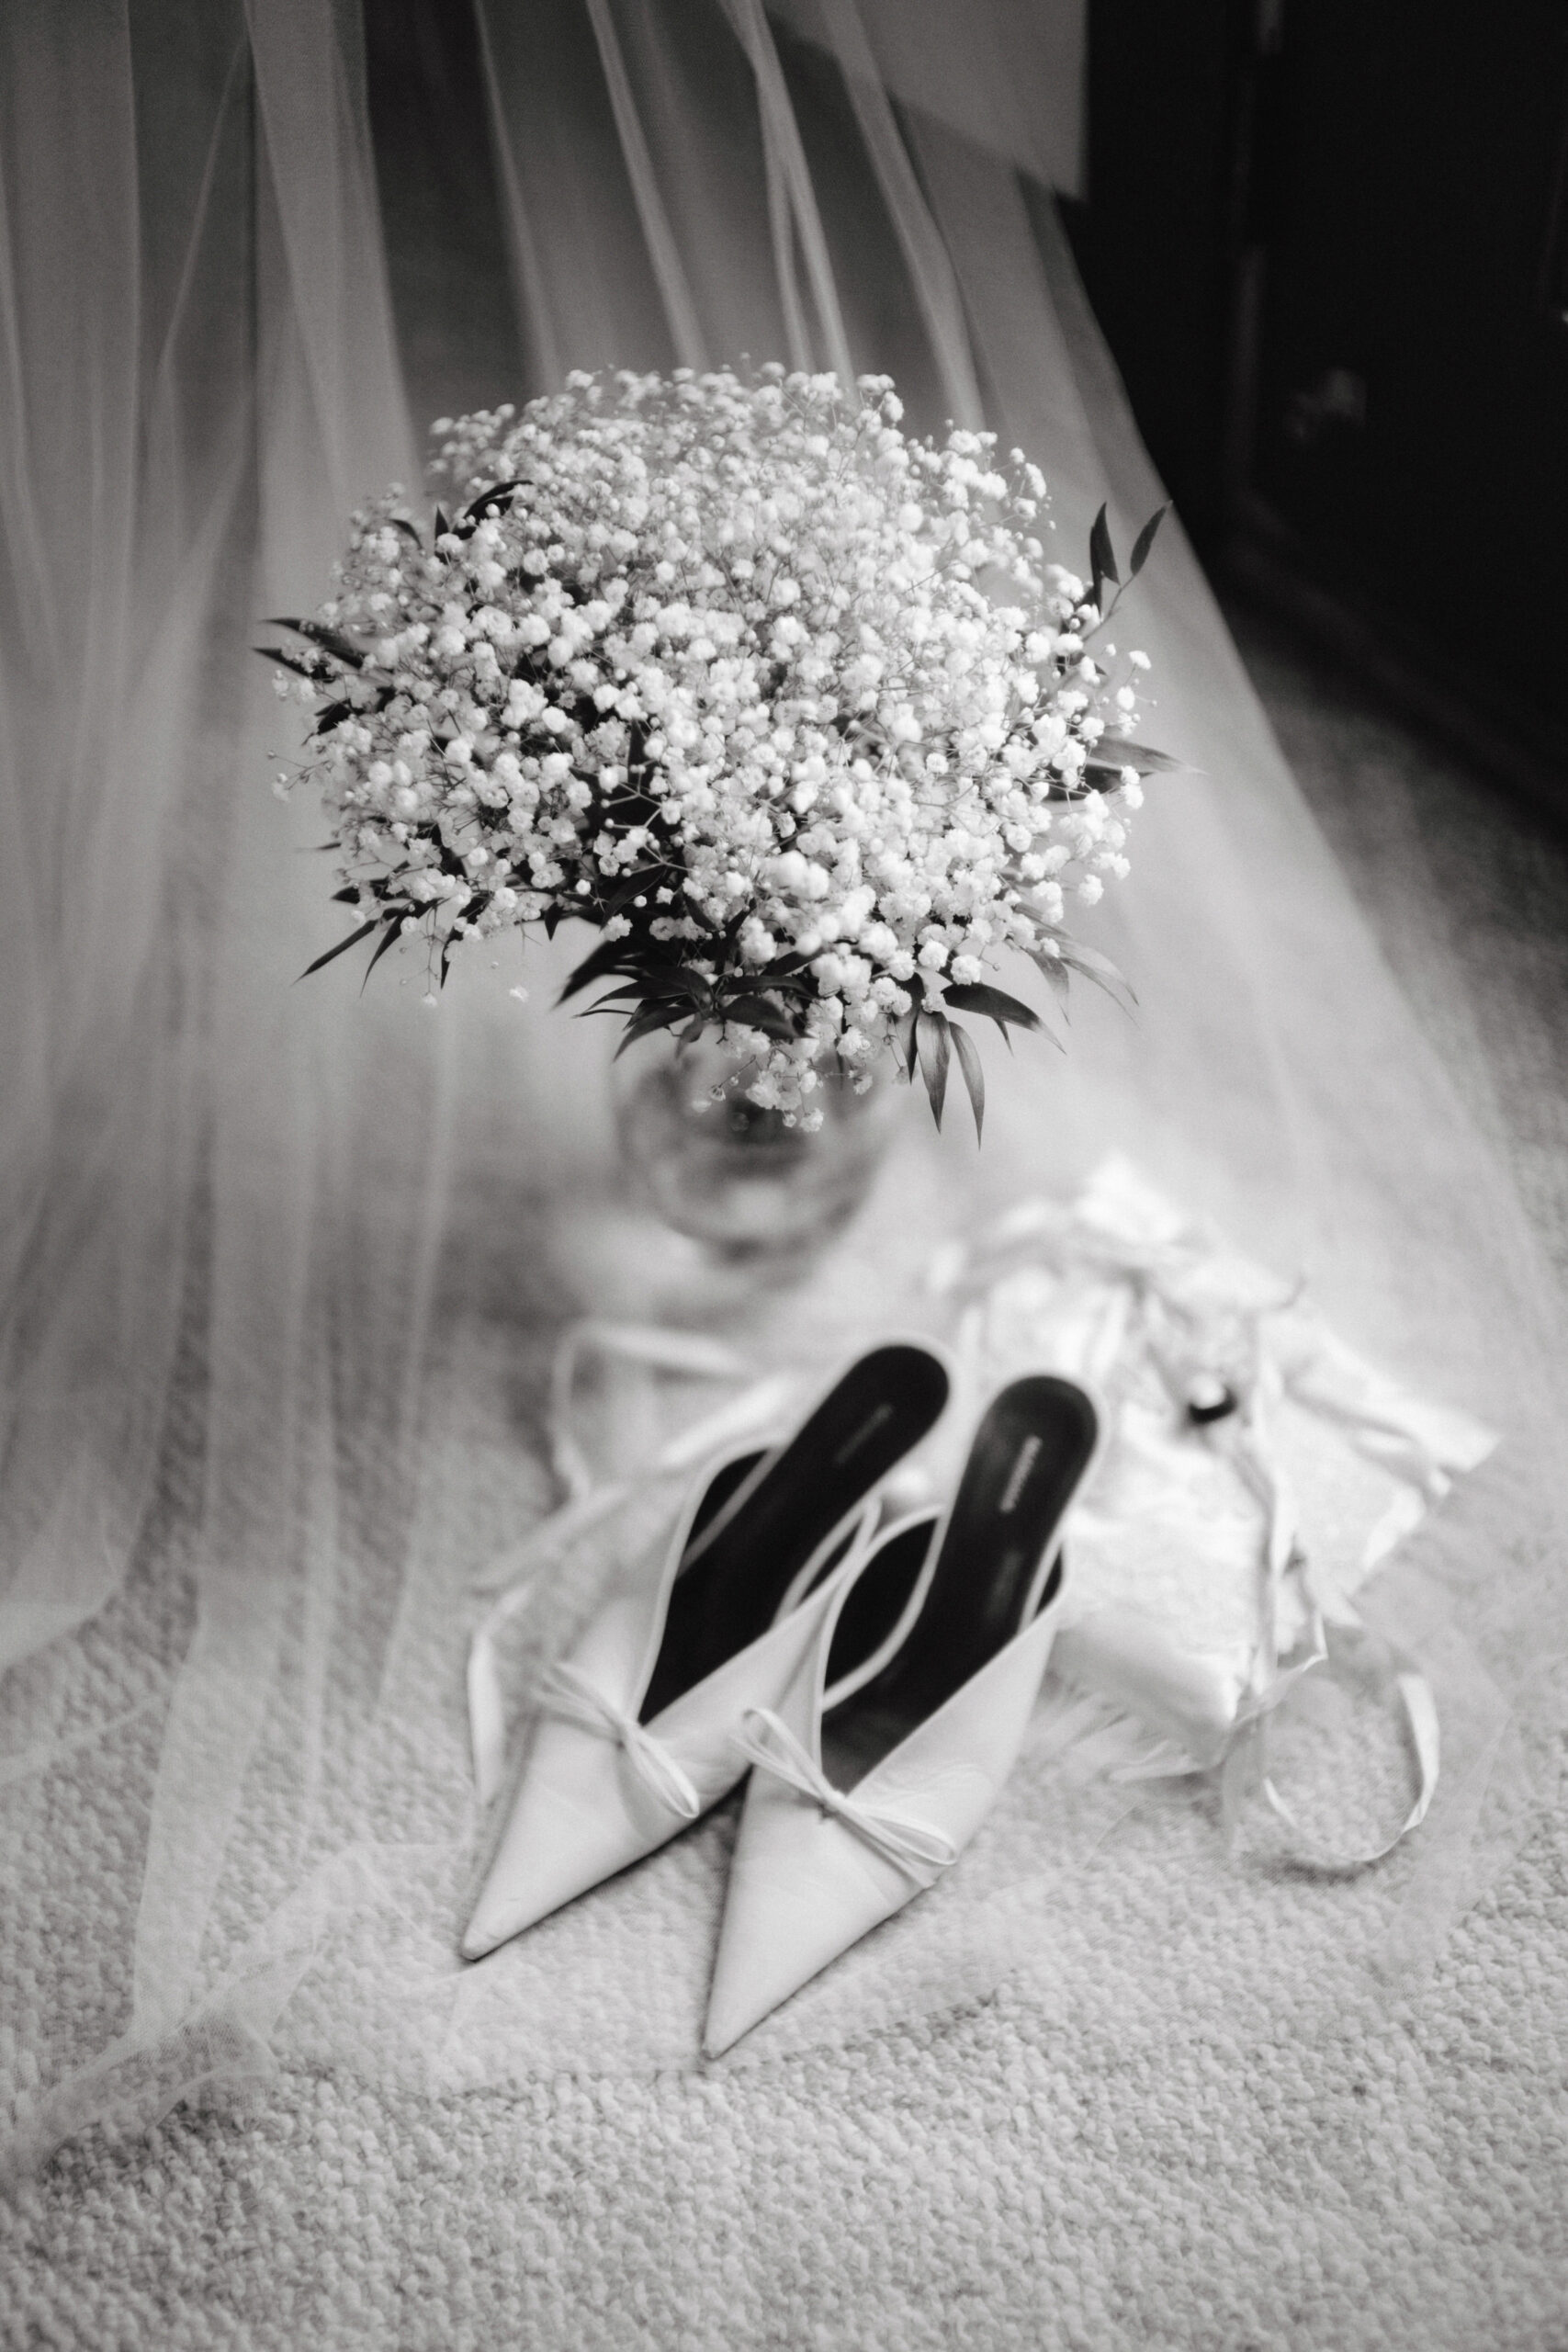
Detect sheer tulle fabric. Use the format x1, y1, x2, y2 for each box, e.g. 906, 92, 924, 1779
2, 0, 1564, 2159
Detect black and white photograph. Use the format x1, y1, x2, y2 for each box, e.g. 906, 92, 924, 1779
3, 4, 1566, 2345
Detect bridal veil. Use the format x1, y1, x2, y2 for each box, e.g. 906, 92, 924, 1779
3, 0, 1563, 2153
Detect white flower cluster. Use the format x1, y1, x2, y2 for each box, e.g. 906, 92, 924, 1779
277, 368, 1152, 1123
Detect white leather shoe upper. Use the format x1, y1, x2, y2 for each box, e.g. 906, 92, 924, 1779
461, 1339, 954, 1961
461, 1500, 862, 1960
702, 1564, 1066, 2055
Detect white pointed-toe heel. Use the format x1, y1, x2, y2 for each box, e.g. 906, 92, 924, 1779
702, 1373, 1100, 2055
461, 1339, 952, 1959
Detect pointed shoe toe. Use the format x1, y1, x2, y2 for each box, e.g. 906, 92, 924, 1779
702, 1779, 928, 2054
460, 1708, 683, 1956
462, 1340, 953, 1958
703, 1374, 1100, 2049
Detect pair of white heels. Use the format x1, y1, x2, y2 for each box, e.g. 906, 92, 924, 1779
461, 1340, 1100, 2054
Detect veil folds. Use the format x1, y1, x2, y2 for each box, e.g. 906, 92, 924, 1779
2, 0, 1563, 2159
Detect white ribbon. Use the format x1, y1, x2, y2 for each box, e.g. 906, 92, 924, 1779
1211, 1381, 1442, 1869
734, 1707, 956, 1887
536, 1659, 703, 1821
469, 1568, 547, 1808
931, 1160, 1483, 1871
1225, 1614, 1441, 1871
468, 1321, 795, 1806
546, 1320, 774, 1506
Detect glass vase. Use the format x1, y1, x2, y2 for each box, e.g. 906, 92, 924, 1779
610, 1035, 898, 1269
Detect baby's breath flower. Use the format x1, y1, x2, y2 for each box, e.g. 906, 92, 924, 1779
276, 369, 1159, 1119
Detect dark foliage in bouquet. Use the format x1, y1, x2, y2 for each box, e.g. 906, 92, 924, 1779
263, 368, 1174, 1136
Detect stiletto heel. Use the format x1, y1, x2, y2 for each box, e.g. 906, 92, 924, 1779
703, 1373, 1100, 2054
461, 1339, 951, 1959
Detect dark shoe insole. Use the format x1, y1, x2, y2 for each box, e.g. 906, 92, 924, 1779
821, 1375, 1098, 1789
821, 1513, 936, 1693
640, 1343, 950, 1722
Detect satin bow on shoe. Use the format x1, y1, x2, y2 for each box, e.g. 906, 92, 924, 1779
536, 1660, 704, 1822
461, 1340, 953, 1960
704, 1374, 1101, 2056
732, 1708, 956, 1885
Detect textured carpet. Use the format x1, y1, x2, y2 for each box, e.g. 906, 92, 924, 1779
4, 623, 1567, 2352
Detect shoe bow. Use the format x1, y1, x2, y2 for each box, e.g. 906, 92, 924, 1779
733, 1709, 956, 1888
536, 1660, 703, 1821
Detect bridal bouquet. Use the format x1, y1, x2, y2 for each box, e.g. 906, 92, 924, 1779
265, 368, 1170, 1134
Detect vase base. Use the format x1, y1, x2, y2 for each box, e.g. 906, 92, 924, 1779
541, 1122, 953, 1354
